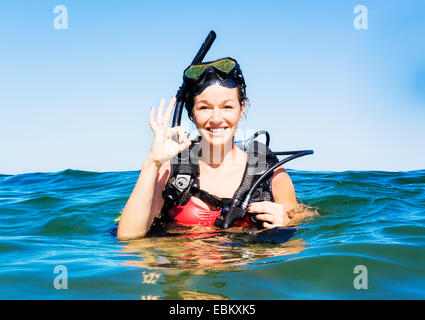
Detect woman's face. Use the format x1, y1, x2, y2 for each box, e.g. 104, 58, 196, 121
192, 84, 245, 147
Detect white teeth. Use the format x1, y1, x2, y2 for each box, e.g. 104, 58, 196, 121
209, 128, 226, 133
207, 128, 227, 136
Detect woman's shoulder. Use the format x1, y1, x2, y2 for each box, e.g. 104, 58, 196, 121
271, 166, 293, 189
271, 166, 297, 209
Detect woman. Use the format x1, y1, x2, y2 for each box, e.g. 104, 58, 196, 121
117, 57, 307, 241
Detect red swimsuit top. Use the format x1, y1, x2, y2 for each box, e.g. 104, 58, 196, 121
169, 197, 255, 227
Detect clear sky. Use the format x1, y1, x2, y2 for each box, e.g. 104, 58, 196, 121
1, 0, 424, 174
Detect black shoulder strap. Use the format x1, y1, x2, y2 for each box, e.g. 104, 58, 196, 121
162, 141, 200, 207
192, 185, 233, 209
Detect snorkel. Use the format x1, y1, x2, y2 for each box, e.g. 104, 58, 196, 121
172, 31, 216, 127
172, 31, 314, 229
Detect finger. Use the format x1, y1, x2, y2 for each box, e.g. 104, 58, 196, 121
164, 96, 177, 126
183, 132, 191, 145
174, 127, 191, 149
149, 107, 158, 131
177, 138, 192, 153
157, 98, 165, 125
263, 222, 275, 229
175, 126, 185, 144
248, 201, 281, 213
166, 127, 191, 148
247, 202, 268, 213
252, 213, 273, 223
165, 126, 183, 140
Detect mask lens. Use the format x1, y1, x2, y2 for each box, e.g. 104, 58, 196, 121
185, 65, 207, 80
184, 58, 236, 80
211, 59, 236, 73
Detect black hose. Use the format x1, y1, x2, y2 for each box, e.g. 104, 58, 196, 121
220, 149, 314, 228
246, 130, 270, 147
241, 150, 314, 208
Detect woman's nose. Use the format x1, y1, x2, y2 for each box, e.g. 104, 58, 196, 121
210, 107, 223, 122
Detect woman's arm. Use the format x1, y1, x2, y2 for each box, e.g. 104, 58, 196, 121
271, 167, 318, 220
271, 167, 298, 212
117, 97, 190, 240
117, 159, 169, 241
247, 167, 317, 228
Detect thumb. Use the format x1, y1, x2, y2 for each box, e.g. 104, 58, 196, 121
177, 139, 192, 153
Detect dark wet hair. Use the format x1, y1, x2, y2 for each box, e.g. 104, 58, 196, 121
184, 84, 249, 121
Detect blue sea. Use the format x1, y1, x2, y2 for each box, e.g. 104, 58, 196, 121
0, 169, 424, 299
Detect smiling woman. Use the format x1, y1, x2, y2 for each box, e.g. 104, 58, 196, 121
116, 56, 315, 241
191, 84, 246, 159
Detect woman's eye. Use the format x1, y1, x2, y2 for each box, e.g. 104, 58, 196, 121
199, 106, 208, 110
224, 106, 233, 109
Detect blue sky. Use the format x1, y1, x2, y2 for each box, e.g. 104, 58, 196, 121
0, 0, 424, 174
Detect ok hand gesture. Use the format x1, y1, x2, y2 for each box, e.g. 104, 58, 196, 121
148, 97, 192, 165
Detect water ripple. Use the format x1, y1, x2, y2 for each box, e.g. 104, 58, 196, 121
0, 169, 424, 299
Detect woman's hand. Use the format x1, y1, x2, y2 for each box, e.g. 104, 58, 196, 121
148, 97, 192, 165
247, 201, 291, 228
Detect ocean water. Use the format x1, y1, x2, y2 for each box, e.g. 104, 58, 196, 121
0, 169, 424, 300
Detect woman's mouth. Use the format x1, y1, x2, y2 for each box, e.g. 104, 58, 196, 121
207, 127, 228, 136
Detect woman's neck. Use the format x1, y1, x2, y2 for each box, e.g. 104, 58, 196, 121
199, 139, 245, 169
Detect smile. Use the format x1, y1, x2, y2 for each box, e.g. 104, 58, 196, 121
207, 127, 228, 136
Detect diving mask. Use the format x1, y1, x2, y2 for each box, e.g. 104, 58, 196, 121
183, 57, 246, 96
